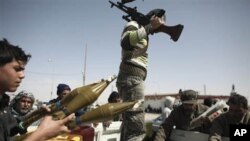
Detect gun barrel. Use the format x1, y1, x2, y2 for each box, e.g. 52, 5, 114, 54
121, 0, 135, 4
109, 0, 114, 8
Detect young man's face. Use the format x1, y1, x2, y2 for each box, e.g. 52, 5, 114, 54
0, 60, 25, 93
16, 96, 33, 115
228, 104, 247, 122
58, 89, 71, 100
111, 96, 122, 103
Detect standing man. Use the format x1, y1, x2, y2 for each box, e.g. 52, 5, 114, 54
49, 83, 71, 104
0, 38, 73, 141
48, 83, 88, 116
116, 9, 165, 141
162, 96, 175, 122
208, 93, 250, 141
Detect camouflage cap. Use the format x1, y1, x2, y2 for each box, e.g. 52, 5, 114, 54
179, 89, 198, 104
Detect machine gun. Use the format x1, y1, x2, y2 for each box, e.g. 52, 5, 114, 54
109, 0, 184, 42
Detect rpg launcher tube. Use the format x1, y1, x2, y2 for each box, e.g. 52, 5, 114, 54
67, 101, 136, 129
19, 102, 63, 129
19, 75, 117, 129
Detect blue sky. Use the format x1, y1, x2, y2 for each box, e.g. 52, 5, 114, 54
1, 0, 249, 104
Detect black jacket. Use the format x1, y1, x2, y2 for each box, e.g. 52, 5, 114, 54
0, 94, 20, 141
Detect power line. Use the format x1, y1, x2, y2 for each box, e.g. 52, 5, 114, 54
26, 71, 82, 76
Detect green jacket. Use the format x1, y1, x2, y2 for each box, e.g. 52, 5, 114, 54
119, 21, 151, 80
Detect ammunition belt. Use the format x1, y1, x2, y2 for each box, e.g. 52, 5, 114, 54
120, 62, 147, 80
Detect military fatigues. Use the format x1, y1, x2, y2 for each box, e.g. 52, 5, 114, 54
117, 20, 152, 141
208, 112, 250, 141
154, 103, 209, 141
0, 94, 20, 141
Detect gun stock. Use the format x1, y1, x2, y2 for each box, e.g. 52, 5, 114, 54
155, 24, 184, 42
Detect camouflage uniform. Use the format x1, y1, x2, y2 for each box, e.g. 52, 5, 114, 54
154, 90, 209, 141
208, 112, 250, 141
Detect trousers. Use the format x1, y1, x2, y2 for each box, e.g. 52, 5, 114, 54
117, 73, 146, 141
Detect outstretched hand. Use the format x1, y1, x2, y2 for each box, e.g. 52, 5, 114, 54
24, 114, 75, 141
39, 114, 75, 137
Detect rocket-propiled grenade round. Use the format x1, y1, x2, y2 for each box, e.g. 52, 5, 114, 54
53, 75, 117, 119
19, 75, 117, 129
67, 101, 137, 129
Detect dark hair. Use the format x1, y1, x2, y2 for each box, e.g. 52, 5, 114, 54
56, 83, 71, 95
108, 91, 120, 103
0, 38, 31, 66
204, 98, 214, 107
146, 9, 166, 21
227, 93, 248, 109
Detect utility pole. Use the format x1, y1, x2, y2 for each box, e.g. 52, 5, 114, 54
48, 58, 54, 99
83, 44, 87, 86
203, 84, 206, 95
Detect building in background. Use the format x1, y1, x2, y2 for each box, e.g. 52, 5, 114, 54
144, 93, 230, 113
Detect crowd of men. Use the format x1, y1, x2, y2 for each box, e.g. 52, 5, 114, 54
2, 77, 249, 141
151, 90, 250, 141
0, 5, 249, 141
